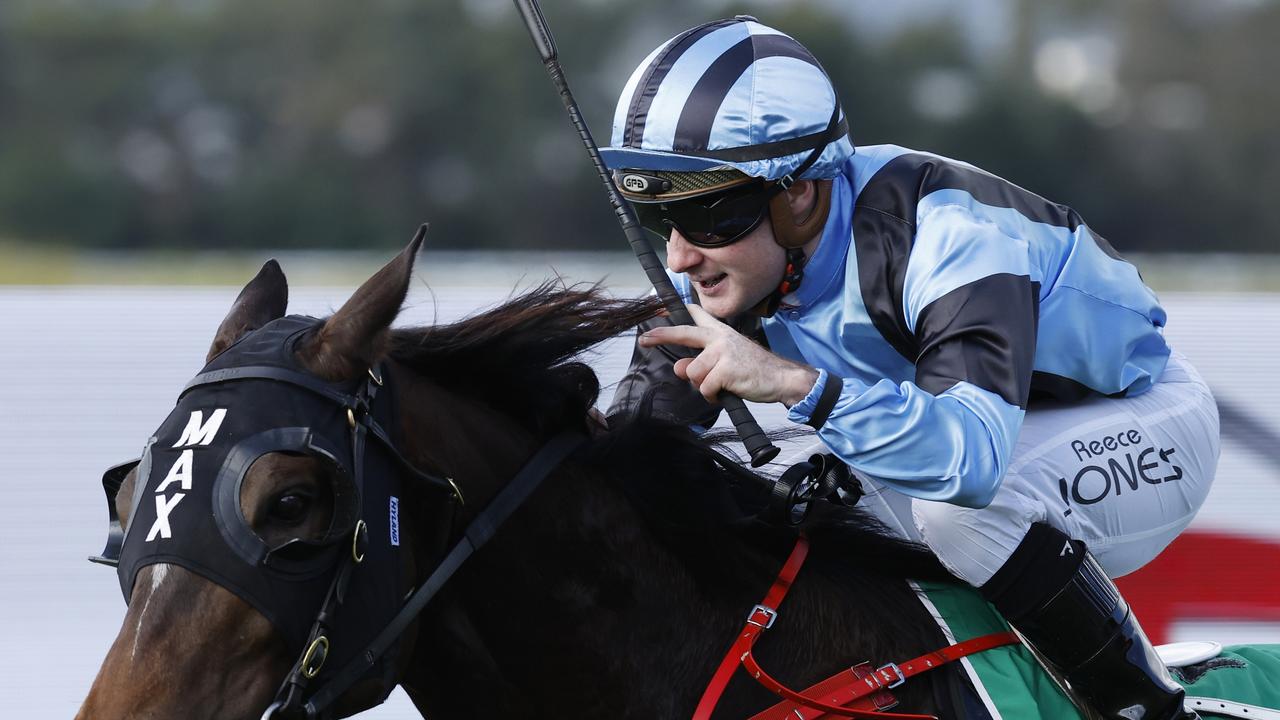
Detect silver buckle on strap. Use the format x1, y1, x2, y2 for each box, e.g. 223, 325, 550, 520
747, 604, 778, 629
875, 662, 906, 689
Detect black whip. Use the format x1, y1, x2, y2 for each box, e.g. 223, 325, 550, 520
511, 0, 780, 467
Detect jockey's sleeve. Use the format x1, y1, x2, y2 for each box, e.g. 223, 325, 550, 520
789, 205, 1036, 508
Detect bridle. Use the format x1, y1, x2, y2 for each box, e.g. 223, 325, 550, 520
273, 429, 586, 718
218, 360, 585, 718
90, 316, 586, 720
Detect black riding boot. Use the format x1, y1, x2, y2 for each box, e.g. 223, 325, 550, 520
981, 523, 1196, 720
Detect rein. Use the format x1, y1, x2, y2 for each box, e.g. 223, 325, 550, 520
694, 535, 1021, 720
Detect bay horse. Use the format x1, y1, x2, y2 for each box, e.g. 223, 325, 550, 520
77, 234, 1039, 719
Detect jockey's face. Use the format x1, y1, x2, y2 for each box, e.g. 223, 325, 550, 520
665, 213, 785, 319
664, 179, 819, 319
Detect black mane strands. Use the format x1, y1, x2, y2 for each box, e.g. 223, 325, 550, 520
389, 282, 662, 436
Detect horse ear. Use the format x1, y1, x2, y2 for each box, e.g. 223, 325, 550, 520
303, 225, 425, 380
207, 259, 289, 363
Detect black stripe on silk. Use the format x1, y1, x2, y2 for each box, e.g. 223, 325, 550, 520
804, 374, 844, 430
852, 152, 1129, 365
1028, 372, 1126, 405
623, 19, 739, 148
696, 118, 848, 163
851, 203, 918, 363
1087, 226, 1126, 262
672, 33, 822, 153
914, 274, 1039, 409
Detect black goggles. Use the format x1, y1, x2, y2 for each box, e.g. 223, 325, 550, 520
631, 180, 784, 248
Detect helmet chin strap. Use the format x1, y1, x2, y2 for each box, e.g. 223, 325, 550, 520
749, 180, 833, 317
751, 246, 810, 317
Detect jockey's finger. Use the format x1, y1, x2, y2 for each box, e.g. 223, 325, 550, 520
673, 357, 694, 381
638, 324, 709, 349
686, 303, 729, 329
682, 351, 714, 386
697, 364, 727, 403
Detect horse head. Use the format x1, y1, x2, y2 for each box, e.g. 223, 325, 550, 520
79, 230, 431, 719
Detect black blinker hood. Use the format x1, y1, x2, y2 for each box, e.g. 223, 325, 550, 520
114, 315, 404, 698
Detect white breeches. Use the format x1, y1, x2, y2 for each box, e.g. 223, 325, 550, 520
802, 351, 1220, 587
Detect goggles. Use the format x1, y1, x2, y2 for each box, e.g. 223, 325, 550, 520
630, 179, 785, 248
616, 102, 843, 249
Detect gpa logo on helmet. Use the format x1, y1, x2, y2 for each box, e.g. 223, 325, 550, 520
622, 174, 652, 193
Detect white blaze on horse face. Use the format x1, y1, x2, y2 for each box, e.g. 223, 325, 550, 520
173, 408, 227, 447
150, 562, 169, 590
155, 449, 194, 493
131, 563, 170, 661
146, 493, 187, 541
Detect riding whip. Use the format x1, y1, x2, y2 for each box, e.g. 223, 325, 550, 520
511, 0, 780, 467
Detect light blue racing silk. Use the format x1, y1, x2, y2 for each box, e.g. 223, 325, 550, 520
667, 145, 1170, 508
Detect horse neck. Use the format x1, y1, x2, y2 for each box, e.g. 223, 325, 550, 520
388, 382, 948, 718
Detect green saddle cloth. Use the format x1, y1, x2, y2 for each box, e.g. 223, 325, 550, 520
915, 581, 1280, 719
1176, 645, 1280, 717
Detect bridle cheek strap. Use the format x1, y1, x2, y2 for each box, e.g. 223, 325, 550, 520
693, 535, 1021, 720
293, 431, 588, 719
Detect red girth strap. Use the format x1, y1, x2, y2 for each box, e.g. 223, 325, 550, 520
693, 535, 1021, 720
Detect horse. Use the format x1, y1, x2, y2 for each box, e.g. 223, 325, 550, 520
77, 235, 1274, 720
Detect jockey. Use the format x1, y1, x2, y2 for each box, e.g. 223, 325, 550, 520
602, 16, 1219, 720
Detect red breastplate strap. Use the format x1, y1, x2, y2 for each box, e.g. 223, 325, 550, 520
693, 535, 1021, 720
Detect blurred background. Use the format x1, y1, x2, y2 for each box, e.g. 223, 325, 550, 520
1, 0, 1279, 259
1, 0, 1278, 717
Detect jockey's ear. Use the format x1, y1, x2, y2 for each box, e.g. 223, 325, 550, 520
207, 259, 289, 363
771, 179, 831, 249
303, 225, 425, 381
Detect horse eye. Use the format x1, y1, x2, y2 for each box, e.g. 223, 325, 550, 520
270, 492, 312, 524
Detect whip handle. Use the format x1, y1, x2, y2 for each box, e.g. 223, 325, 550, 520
513, 0, 779, 467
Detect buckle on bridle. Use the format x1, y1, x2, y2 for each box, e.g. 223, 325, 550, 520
747, 604, 778, 629
351, 520, 368, 563
301, 635, 330, 679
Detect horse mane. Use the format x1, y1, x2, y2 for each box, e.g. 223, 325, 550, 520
389, 283, 951, 585
390, 281, 662, 436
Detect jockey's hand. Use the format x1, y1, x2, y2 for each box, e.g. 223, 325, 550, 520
638, 304, 819, 407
